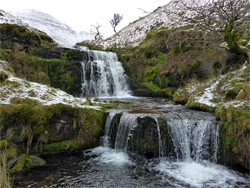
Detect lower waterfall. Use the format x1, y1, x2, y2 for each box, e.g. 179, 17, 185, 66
102, 110, 219, 161
15, 99, 249, 187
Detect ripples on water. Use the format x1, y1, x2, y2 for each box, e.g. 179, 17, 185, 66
14, 146, 249, 188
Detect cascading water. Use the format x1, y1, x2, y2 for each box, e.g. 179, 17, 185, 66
81, 49, 131, 97
165, 112, 219, 162
15, 100, 249, 187
114, 113, 138, 151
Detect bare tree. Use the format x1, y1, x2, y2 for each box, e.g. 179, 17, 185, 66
137, 8, 152, 14
90, 24, 103, 40
110, 13, 123, 33
172, 0, 250, 58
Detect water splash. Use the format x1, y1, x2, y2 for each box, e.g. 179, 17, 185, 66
154, 160, 249, 188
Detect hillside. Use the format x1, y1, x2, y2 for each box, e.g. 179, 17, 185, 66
10, 9, 94, 47
100, 0, 194, 48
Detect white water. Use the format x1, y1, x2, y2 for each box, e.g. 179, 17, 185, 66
155, 118, 163, 157
81, 50, 131, 97
84, 146, 132, 166
114, 113, 138, 151
166, 113, 219, 162
155, 160, 249, 187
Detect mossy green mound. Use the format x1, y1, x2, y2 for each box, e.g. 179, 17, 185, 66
0, 101, 104, 172
216, 103, 250, 170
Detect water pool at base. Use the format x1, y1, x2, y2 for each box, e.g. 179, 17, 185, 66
14, 98, 250, 187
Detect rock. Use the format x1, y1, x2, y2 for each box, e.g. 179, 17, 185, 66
128, 116, 159, 158
29, 155, 46, 167
7, 156, 17, 169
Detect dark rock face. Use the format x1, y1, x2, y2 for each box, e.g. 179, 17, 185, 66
128, 116, 159, 157
38, 48, 88, 96
38, 47, 87, 61
50, 112, 80, 141
0, 24, 53, 51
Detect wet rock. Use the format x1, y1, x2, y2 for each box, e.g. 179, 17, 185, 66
128, 116, 159, 158
29, 155, 46, 167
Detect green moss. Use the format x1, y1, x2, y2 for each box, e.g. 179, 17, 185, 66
0, 140, 8, 150
0, 71, 8, 83
124, 104, 138, 108
0, 80, 21, 88
10, 97, 40, 105
5, 147, 18, 160
0, 102, 104, 155
173, 88, 190, 104
101, 103, 114, 109
216, 104, 250, 169
110, 100, 130, 104
11, 154, 31, 172
236, 84, 250, 100
185, 95, 216, 112
225, 88, 238, 100
42, 140, 79, 154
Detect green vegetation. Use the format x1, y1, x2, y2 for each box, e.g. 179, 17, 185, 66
110, 27, 233, 97
0, 152, 13, 188
0, 24, 83, 96
0, 71, 8, 83
216, 104, 250, 169
77, 41, 104, 51
0, 99, 104, 172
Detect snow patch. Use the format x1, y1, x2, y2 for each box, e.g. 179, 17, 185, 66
0, 60, 100, 110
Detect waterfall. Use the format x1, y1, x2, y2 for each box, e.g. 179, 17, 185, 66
155, 118, 163, 158
103, 112, 138, 151
102, 112, 165, 157
102, 110, 219, 161
166, 112, 219, 162
81, 49, 131, 97
114, 113, 138, 151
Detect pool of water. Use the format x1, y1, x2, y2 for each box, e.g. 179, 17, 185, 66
14, 147, 249, 188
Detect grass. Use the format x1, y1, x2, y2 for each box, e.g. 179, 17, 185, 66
0, 150, 13, 188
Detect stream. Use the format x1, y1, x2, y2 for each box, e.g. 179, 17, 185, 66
14, 98, 250, 188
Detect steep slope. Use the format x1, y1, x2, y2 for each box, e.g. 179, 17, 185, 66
101, 0, 187, 48
10, 9, 94, 47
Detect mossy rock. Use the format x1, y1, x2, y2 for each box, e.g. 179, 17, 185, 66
216, 103, 250, 170
41, 139, 79, 155
0, 140, 8, 150
173, 88, 190, 104
0, 71, 8, 82
185, 95, 216, 112
225, 88, 238, 100
0, 102, 104, 156
10, 154, 46, 172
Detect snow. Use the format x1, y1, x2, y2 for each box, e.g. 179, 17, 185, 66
7, 9, 94, 47
98, 0, 206, 48
223, 100, 250, 108
0, 9, 30, 28
184, 62, 249, 108
0, 60, 100, 110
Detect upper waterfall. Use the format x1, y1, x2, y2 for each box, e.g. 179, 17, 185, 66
81, 49, 131, 97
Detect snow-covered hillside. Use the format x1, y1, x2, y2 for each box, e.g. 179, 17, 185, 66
0, 9, 30, 28
101, 0, 199, 48
9, 9, 94, 47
